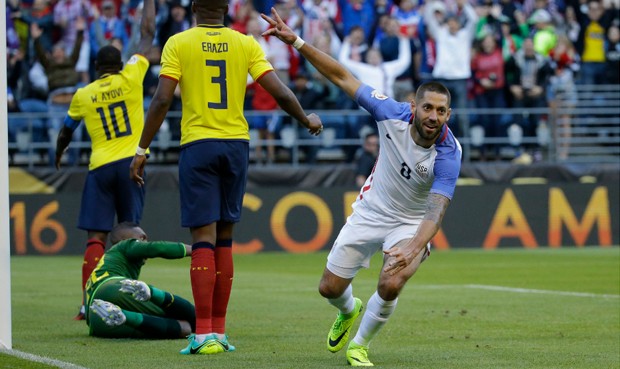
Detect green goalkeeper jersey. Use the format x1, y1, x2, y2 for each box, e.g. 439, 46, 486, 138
84, 239, 187, 305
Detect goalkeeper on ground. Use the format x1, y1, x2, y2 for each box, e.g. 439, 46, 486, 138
84, 222, 195, 338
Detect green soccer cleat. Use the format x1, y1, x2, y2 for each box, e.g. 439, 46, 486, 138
90, 299, 126, 326
346, 341, 374, 367
327, 297, 363, 353
119, 279, 151, 301
179, 334, 236, 355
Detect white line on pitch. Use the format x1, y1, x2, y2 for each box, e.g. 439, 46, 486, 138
465, 284, 620, 299
0, 348, 89, 369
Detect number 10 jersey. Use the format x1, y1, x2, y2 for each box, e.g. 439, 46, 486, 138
67, 54, 149, 170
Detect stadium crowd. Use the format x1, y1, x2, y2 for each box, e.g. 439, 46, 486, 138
6, 0, 620, 164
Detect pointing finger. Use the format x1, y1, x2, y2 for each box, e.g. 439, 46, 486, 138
271, 7, 284, 24
260, 13, 276, 26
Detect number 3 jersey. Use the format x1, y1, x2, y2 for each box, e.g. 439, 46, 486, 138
159, 25, 274, 146
352, 84, 462, 223
66, 54, 149, 170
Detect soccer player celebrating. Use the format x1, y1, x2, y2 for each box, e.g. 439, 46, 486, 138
262, 8, 462, 367
85, 222, 195, 339
129, 0, 323, 355
55, 0, 157, 320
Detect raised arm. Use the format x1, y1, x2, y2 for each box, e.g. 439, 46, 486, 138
69, 18, 85, 65
261, 8, 361, 99
384, 37, 412, 78
422, 2, 442, 40
136, 0, 156, 55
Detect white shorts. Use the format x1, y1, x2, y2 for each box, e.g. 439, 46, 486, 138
326, 207, 430, 279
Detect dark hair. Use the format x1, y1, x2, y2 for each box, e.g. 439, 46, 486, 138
96, 45, 122, 69
193, 0, 228, 12
110, 222, 140, 245
415, 82, 451, 106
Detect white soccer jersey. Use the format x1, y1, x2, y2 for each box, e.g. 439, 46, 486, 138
352, 84, 462, 223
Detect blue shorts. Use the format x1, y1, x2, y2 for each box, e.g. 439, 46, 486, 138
78, 157, 145, 232
179, 140, 249, 228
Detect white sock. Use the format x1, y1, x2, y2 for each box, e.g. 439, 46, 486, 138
195, 333, 212, 343
327, 284, 355, 314
352, 291, 397, 347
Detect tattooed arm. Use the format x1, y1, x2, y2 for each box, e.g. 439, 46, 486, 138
383, 193, 451, 275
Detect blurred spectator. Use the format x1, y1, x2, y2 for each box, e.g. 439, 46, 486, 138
33, 19, 86, 165
374, 16, 421, 99
416, 1, 443, 84
90, 0, 129, 58
339, 34, 411, 99
302, 0, 339, 45
355, 132, 378, 187
341, 25, 369, 62
604, 19, 620, 84
339, 0, 377, 40
11, 0, 55, 54
53, 0, 93, 84
423, 0, 478, 138
33, 18, 84, 96
287, 72, 325, 163
562, 5, 581, 44
529, 9, 557, 57
522, 0, 564, 24
547, 34, 579, 160
263, 0, 304, 83
390, 0, 422, 40
475, 0, 503, 44
470, 33, 509, 160
157, 0, 190, 47
573, 0, 615, 85
505, 37, 553, 156
229, 0, 255, 34
499, 0, 522, 25
6, 5, 21, 55
499, 14, 528, 60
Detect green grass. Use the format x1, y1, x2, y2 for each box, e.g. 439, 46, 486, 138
9, 248, 620, 369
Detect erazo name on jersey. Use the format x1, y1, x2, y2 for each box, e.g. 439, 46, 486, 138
202, 42, 228, 53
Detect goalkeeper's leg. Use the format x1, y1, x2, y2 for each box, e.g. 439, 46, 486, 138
89, 303, 191, 338
120, 280, 196, 333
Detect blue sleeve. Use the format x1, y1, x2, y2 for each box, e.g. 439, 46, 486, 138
354, 84, 411, 123
431, 128, 462, 200
63, 115, 81, 131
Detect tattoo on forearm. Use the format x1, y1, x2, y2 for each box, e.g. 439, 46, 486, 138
423, 194, 450, 225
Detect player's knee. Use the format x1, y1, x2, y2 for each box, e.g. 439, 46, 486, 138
377, 279, 404, 301
318, 280, 342, 299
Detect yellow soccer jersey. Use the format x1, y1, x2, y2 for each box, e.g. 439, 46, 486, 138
160, 25, 274, 145
67, 54, 149, 170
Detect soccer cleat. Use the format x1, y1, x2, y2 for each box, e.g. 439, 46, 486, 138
327, 297, 363, 353
179, 334, 236, 355
119, 279, 151, 301
73, 305, 86, 321
346, 342, 374, 367
90, 299, 126, 326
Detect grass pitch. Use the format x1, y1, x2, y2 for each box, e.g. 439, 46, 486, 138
8, 247, 620, 369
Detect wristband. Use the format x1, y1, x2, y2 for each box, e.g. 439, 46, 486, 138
292, 37, 305, 50
136, 146, 147, 156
